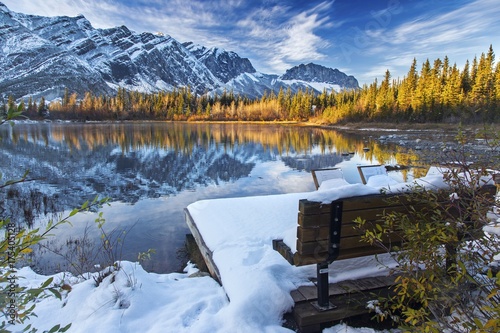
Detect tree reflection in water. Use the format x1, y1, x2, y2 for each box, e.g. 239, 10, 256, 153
0, 122, 421, 274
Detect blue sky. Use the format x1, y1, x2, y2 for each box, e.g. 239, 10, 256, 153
3, 0, 499, 85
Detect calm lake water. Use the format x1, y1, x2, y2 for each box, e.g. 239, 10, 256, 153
0, 122, 422, 274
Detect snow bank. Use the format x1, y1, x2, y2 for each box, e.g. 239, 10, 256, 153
14, 262, 229, 333
11, 256, 387, 333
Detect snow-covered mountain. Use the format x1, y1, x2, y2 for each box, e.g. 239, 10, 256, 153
0, 3, 359, 101
280, 63, 359, 92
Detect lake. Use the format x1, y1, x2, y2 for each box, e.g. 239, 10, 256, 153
0, 121, 422, 274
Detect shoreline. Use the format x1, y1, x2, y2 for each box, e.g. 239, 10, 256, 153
12, 119, 500, 133
10, 117, 500, 170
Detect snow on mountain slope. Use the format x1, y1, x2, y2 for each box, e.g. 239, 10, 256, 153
0, 2, 358, 100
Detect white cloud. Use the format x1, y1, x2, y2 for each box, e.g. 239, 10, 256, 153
386, 0, 500, 55
360, 0, 500, 84
236, 5, 289, 40
236, 1, 334, 73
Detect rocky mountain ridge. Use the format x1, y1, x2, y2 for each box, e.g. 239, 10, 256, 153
281, 63, 359, 88
0, 2, 359, 101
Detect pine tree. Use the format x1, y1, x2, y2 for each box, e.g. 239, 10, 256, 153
442, 63, 463, 119
7, 95, 15, 113
375, 69, 392, 119
494, 62, 500, 117
461, 60, 472, 95
441, 56, 450, 86
413, 59, 432, 121
397, 58, 418, 115
471, 46, 494, 111
63, 88, 70, 108
33, 97, 46, 118
470, 56, 478, 90
429, 58, 444, 120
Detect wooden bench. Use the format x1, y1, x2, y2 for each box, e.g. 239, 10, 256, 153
273, 192, 431, 309
273, 185, 497, 330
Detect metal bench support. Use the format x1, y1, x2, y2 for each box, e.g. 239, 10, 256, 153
312, 202, 343, 311
312, 262, 335, 310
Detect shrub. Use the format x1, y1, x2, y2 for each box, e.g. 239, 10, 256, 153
356, 127, 500, 332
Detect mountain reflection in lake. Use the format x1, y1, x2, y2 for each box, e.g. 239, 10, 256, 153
0, 122, 422, 274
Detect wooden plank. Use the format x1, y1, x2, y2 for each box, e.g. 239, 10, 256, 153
341, 194, 390, 210
298, 212, 330, 228
335, 245, 398, 260
296, 239, 329, 254
292, 251, 329, 266
285, 243, 399, 266
298, 221, 398, 241
185, 234, 208, 272
341, 206, 407, 223
298, 218, 403, 243
297, 232, 403, 255
337, 276, 397, 293
291, 289, 307, 303
337, 233, 403, 250
273, 239, 329, 266
299, 199, 331, 215
295, 275, 398, 302
296, 284, 349, 301
290, 245, 398, 265
299, 193, 423, 218
184, 208, 222, 284
272, 239, 295, 265
293, 284, 395, 329
297, 226, 330, 241
295, 283, 364, 301
299, 192, 453, 216
292, 275, 400, 331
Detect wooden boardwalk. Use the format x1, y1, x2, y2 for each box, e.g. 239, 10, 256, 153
291, 275, 397, 333
185, 206, 397, 332
185, 209, 222, 284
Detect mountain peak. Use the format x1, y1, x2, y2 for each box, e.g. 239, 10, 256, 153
183, 42, 256, 83
0, 2, 9, 13
280, 63, 359, 89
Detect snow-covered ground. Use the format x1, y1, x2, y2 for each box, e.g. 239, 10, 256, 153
5, 170, 499, 333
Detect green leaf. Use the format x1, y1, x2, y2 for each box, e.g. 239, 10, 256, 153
40, 277, 54, 289
28, 288, 43, 298
60, 323, 72, 332
473, 317, 484, 329
68, 208, 79, 217
48, 324, 61, 333
48, 288, 62, 300
81, 201, 89, 210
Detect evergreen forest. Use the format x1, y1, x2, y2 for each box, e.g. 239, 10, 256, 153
3, 45, 500, 124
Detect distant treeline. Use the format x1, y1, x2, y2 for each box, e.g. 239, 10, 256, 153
3, 45, 500, 124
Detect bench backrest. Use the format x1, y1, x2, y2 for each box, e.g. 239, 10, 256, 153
294, 193, 423, 266
274, 185, 497, 267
